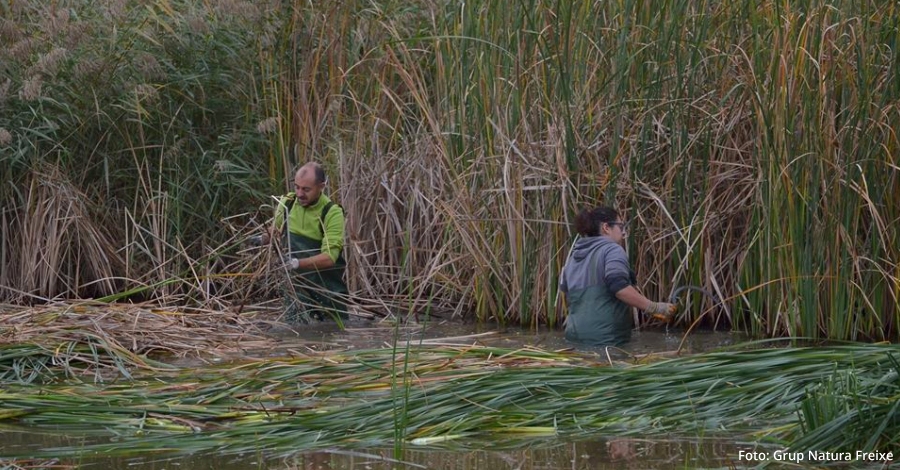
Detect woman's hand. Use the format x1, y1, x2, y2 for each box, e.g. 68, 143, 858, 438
646, 302, 677, 321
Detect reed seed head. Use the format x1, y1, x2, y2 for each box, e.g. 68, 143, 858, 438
257, 116, 280, 134
0, 18, 22, 43
0, 128, 12, 146
33, 47, 68, 78
18, 75, 43, 101
0, 78, 10, 103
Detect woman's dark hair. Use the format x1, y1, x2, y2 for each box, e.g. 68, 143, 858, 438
574, 206, 619, 237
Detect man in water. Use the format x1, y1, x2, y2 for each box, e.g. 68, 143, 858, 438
262, 162, 347, 323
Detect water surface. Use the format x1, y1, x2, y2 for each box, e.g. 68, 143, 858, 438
2, 322, 765, 469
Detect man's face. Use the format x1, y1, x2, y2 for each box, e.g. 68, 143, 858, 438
294, 170, 324, 207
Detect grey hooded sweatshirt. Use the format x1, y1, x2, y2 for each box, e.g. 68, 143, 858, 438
560, 235, 635, 346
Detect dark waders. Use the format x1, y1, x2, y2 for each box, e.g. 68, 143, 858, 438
283, 232, 348, 323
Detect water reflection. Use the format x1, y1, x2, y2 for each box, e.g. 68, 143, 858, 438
1, 426, 765, 470
263, 318, 746, 359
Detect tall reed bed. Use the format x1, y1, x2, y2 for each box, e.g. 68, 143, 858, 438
1, 0, 898, 339
0, 1, 280, 301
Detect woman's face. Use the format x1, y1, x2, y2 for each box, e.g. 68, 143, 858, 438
600, 218, 627, 243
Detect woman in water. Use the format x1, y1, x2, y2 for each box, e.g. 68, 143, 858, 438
559, 206, 677, 346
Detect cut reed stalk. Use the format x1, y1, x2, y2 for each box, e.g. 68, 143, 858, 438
0, 342, 896, 458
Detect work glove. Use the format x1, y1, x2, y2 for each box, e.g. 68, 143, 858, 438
646, 301, 677, 322
281, 255, 300, 270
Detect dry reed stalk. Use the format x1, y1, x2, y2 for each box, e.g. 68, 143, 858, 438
7, 169, 123, 302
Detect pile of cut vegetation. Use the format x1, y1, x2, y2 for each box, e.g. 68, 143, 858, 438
0, 302, 278, 382
1, 329, 897, 460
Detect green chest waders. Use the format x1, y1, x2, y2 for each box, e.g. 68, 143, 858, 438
563, 248, 633, 346
282, 202, 349, 323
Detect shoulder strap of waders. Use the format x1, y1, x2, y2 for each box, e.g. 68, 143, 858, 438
280, 193, 295, 237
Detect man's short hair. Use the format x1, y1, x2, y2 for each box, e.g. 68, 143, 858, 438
295, 162, 327, 184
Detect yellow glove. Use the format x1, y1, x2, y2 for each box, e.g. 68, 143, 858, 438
646, 302, 677, 322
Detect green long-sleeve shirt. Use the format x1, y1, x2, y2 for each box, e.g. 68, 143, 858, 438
274, 194, 345, 263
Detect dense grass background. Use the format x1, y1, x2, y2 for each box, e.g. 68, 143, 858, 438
1, 0, 898, 340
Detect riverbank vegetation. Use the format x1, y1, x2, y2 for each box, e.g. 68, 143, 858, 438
1, 0, 898, 340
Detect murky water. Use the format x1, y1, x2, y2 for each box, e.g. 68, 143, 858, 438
1, 424, 763, 469
1, 322, 764, 469
262, 318, 745, 357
